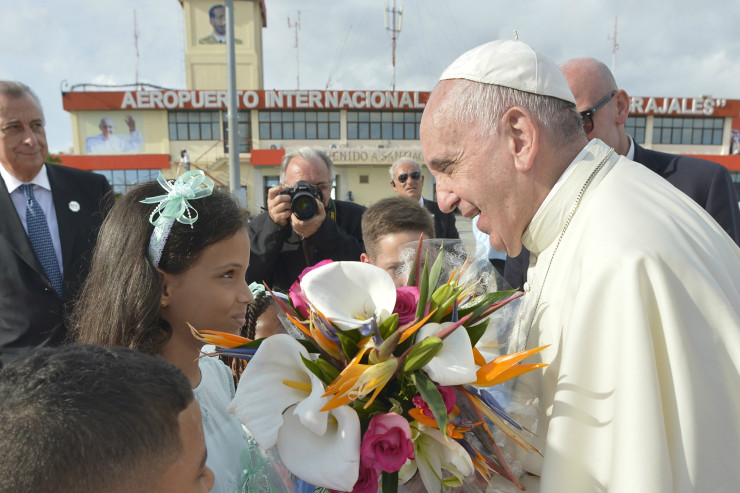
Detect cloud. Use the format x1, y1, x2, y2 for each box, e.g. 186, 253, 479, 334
6, 0, 740, 152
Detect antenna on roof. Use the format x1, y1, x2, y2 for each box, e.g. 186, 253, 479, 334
133, 10, 140, 87
608, 17, 619, 75
384, 0, 403, 91
288, 11, 301, 90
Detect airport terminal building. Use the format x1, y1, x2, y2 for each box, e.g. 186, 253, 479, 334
58, 0, 740, 214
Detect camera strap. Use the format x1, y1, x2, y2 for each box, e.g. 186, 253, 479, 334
325, 199, 337, 222
301, 199, 337, 267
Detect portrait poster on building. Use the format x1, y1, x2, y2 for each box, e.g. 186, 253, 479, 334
196, 1, 246, 46
82, 112, 146, 155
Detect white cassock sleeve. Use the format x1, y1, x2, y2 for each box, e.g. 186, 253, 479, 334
537, 246, 740, 493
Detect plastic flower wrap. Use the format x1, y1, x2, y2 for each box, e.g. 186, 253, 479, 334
195, 241, 547, 492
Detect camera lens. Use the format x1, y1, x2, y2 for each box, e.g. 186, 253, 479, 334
292, 192, 318, 220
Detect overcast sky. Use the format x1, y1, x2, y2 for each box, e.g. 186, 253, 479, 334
2, 0, 739, 153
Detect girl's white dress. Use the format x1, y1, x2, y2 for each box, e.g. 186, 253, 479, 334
194, 356, 292, 492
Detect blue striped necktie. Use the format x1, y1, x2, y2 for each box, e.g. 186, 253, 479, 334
20, 184, 63, 297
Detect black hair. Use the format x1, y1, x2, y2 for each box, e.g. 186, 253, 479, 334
71, 180, 247, 354
209, 4, 225, 18
0, 344, 193, 493
221, 290, 273, 384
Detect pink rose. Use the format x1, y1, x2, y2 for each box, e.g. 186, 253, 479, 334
289, 260, 334, 317
332, 464, 379, 493
393, 286, 419, 326
360, 413, 414, 473
412, 385, 456, 418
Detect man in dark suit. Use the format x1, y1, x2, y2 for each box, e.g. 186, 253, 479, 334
0, 81, 112, 367
389, 157, 459, 239
504, 58, 740, 289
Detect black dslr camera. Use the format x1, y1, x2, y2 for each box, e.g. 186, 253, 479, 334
280, 181, 324, 220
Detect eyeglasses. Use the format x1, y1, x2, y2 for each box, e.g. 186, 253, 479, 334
579, 91, 617, 134
396, 171, 421, 184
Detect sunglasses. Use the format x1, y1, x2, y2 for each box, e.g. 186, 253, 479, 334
396, 171, 421, 184
579, 91, 617, 134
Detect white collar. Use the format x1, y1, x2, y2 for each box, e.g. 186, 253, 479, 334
0, 163, 50, 194
522, 140, 617, 255
625, 135, 636, 160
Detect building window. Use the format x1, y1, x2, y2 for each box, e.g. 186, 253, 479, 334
223, 111, 252, 153
94, 169, 161, 197
652, 117, 723, 145
168, 111, 221, 141
262, 175, 280, 208
347, 111, 422, 140
359, 175, 369, 184
258, 111, 340, 140
625, 116, 646, 144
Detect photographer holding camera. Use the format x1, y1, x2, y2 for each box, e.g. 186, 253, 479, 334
247, 147, 365, 291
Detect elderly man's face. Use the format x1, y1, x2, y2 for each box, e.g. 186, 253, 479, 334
99, 119, 114, 139
283, 156, 333, 208
210, 7, 226, 36
420, 81, 523, 255
390, 161, 424, 201
0, 92, 48, 182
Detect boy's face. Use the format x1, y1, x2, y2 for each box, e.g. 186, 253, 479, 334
361, 231, 423, 288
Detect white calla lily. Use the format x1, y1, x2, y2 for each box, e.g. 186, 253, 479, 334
228, 334, 360, 491
417, 322, 477, 385
413, 424, 475, 493
300, 261, 396, 331
278, 404, 361, 491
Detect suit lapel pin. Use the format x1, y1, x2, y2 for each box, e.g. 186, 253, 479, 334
68, 201, 80, 212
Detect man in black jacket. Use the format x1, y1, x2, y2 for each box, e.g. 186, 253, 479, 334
505, 58, 740, 289
247, 147, 365, 291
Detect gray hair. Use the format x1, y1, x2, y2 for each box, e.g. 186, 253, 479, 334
280, 147, 335, 183
389, 157, 422, 181
0, 80, 44, 120
432, 80, 583, 148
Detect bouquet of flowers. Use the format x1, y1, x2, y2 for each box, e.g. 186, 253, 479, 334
194, 245, 546, 492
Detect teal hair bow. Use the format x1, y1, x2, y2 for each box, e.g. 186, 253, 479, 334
249, 282, 266, 298
140, 170, 215, 227
141, 171, 214, 266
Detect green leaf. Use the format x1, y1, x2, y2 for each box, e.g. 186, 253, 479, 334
430, 283, 452, 308
295, 338, 320, 354
414, 258, 430, 321
465, 318, 490, 347
335, 329, 363, 360
431, 285, 461, 323
314, 357, 340, 383
381, 470, 399, 493
402, 336, 442, 374
407, 235, 424, 287
411, 371, 448, 437
458, 289, 518, 320
379, 312, 399, 339
428, 241, 445, 291
300, 354, 333, 386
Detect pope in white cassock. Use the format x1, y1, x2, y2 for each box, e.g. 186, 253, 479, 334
420, 39, 740, 492
85, 115, 143, 153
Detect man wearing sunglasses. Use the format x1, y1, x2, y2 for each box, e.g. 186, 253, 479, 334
505, 57, 740, 290
389, 157, 459, 239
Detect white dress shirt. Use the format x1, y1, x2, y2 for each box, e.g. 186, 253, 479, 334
0, 164, 64, 276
